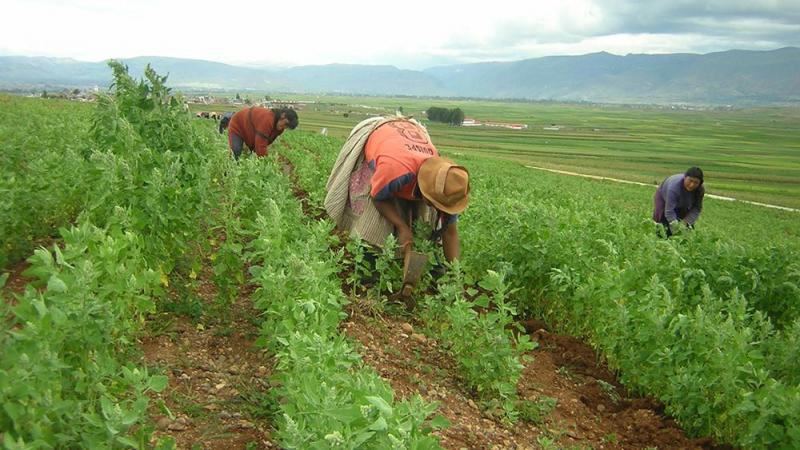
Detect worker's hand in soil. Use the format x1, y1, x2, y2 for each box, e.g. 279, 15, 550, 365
397, 224, 413, 252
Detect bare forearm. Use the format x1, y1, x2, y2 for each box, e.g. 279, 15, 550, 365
442, 224, 460, 262
374, 199, 405, 228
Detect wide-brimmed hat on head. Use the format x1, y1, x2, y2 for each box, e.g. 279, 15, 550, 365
417, 157, 470, 214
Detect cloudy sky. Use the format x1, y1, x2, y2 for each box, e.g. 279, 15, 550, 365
2, 0, 799, 69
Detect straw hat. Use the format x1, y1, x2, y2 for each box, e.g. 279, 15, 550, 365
417, 157, 470, 214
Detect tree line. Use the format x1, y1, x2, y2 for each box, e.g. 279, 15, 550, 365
426, 106, 465, 126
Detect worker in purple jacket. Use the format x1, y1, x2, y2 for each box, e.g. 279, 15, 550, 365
652, 167, 705, 237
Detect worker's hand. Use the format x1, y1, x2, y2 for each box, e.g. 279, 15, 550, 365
669, 220, 683, 235
397, 225, 413, 252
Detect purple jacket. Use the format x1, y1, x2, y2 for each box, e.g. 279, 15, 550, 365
652, 174, 704, 225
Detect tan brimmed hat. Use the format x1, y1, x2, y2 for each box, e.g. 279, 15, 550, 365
417, 157, 470, 214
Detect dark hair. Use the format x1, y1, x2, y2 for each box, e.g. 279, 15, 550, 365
685, 166, 704, 184
272, 107, 299, 130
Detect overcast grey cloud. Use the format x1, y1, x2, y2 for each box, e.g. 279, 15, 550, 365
428, 0, 800, 65
597, 0, 800, 35
0, 0, 798, 69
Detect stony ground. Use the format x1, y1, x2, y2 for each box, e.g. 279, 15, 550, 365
339, 299, 721, 450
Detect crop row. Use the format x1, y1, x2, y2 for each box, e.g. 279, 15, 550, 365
1, 63, 228, 447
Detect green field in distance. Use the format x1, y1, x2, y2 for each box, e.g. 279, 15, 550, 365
194, 95, 800, 209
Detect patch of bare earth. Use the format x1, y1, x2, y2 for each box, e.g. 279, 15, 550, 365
2, 260, 34, 306
140, 267, 278, 449
2, 238, 64, 304
520, 321, 729, 450
343, 305, 727, 449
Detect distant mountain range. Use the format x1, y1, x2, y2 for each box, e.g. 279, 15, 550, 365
1, 48, 799, 105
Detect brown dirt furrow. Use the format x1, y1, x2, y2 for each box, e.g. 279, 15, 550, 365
2, 260, 34, 299
342, 299, 726, 450
140, 253, 278, 449
342, 310, 542, 449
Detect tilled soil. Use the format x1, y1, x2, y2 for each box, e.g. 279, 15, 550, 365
2, 259, 33, 298
140, 272, 278, 449
342, 301, 722, 450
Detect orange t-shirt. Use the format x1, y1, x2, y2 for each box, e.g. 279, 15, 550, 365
364, 121, 438, 200
228, 107, 283, 156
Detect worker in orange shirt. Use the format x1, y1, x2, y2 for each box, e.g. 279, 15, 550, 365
325, 117, 469, 263
226, 106, 298, 160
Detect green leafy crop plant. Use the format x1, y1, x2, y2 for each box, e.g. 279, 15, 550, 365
0, 95, 95, 268
424, 267, 535, 423
1, 222, 167, 447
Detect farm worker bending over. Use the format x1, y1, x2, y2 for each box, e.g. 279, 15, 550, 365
325, 117, 469, 262
652, 166, 705, 237
226, 107, 298, 160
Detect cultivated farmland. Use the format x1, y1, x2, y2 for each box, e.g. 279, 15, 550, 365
291, 96, 800, 210
2, 67, 799, 449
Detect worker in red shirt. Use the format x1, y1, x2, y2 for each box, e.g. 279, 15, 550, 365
226, 107, 298, 159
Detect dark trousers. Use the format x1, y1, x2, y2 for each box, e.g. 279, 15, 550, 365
228, 132, 244, 160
